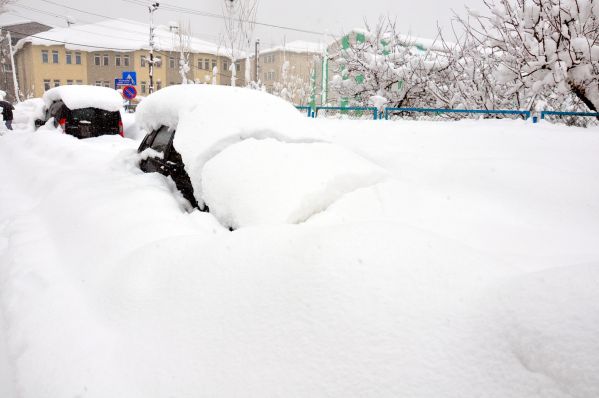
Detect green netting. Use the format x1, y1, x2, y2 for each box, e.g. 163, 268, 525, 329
356, 32, 366, 43
341, 35, 350, 49
355, 75, 364, 84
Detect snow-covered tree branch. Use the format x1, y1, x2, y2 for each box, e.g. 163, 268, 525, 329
330, 18, 448, 109
457, 0, 599, 112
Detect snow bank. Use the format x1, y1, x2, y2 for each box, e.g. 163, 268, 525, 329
119, 111, 143, 140
13, 98, 45, 131
202, 138, 388, 228
1, 118, 599, 397
43, 85, 123, 112
135, 85, 324, 204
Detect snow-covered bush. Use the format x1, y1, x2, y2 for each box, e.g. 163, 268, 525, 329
330, 18, 448, 109
272, 60, 310, 105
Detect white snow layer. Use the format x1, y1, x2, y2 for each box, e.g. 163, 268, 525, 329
1, 116, 599, 398
202, 138, 388, 228
43, 85, 124, 112
136, 84, 325, 205
15, 18, 242, 57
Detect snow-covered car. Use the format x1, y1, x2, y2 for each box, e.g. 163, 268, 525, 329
136, 85, 387, 229
36, 85, 124, 138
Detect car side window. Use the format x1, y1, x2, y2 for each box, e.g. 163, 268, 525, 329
150, 126, 175, 153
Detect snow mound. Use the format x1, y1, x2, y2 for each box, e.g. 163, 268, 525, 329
135, 85, 324, 203
43, 85, 124, 112
495, 263, 599, 398
202, 138, 389, 228
13, 98, 45, 131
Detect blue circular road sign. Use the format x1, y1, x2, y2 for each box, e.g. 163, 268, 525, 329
123, 85, 137, 100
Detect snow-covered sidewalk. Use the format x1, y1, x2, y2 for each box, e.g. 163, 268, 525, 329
0, 119, 598, 397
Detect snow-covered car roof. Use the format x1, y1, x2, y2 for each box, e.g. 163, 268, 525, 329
43, 85, 124, 112
136, 85, 323, 201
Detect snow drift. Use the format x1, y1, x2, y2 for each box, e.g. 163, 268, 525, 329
202, 138, 388, 228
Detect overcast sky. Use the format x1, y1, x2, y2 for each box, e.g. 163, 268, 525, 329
8, 0, 481, 47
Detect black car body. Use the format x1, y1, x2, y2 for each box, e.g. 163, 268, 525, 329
36, 100, 123, 139
138, 125, 201, 209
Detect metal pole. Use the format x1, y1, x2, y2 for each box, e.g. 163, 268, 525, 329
7, 32, 20, 102
254, 39, 259, 83
148, 3, 159, 94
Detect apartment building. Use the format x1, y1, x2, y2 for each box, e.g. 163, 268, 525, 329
13, 18, 246, 99
0, 16, 52, 101
252, 40, 324, 105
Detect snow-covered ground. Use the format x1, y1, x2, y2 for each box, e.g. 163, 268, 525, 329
0, 117, 598, 397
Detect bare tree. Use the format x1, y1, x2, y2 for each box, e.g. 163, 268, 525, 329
221, 0, 259, 86
171, 20, 192, 84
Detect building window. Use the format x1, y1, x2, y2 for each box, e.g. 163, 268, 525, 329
67, 79, 73, 85
95, 81, 102, 86
43, 79, 51, 91
66, 51, 72, 64
75, 52, 82, 65
53, 79, 60, 87
52, 50, 59, 64
103, 54, 109, 66
124, 55, 130, 66
141, 81, 146, 94
169, 81, 175, 86
235, 61, 241, 72
223, 60, 229, 72
204, 59, 210, 70
141, 56, 146, 67
94, 54, 101, 66
197, 59, 202, 69
2, 63, 12, 72
103, 81, 110, 88
155, 56, 162, 67
265, 71, 276, 81
169, 56, 175, 68
211, 60, 217, 71
115, 55, 121, 67
42, 50, 49, 63
76, 80, 83, 85
156, 81, 162, 90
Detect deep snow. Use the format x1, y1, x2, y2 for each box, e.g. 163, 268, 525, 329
0, 117, 598, 397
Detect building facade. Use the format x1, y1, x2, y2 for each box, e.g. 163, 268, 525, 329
1, 20, 52, 101
252, 40, 324, 105
12, 19, 246, 100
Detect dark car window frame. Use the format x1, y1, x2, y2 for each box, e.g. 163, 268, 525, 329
139, 125, 176, 156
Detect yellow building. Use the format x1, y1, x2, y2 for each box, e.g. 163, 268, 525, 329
14, 18, 246, 99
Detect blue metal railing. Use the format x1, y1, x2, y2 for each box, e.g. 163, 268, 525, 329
295, 106, 314, 117
540, 111, 599, 120
315, 106, 379, 120
384, 107, 531, 120
293, 105, 599, 124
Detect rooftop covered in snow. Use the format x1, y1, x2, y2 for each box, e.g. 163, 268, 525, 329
259, 40, 329, 55
14, 18, 242, 57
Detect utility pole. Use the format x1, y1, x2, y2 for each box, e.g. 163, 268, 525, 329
148, 2, 160, 94
7, 32, 20, 103
254, 39, 259, 83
